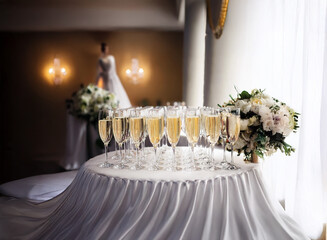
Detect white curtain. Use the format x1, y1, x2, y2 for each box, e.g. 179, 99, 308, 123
203, 0, 327, 238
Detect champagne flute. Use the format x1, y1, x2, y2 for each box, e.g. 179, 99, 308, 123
111, 142, 119, 161
200, 107, 210, 161
140, 106, 153, 159
154, 106, 165, 145
219, 107, 236, 170
129, 109, 144, 170
147, 109, 163, 170
204, 108, 221, 170
163, 106, 168, 148
227, 108, 241, 169
185, 108, 200, 170
98, 108, 113, 168
122, 108, 132, 162
112, 109, 127, 169
167, 108, 181, 171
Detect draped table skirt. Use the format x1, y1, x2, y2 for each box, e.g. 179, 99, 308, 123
0, 148, 309, 240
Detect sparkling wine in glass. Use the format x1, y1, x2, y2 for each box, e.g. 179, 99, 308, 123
140, 106, 153, 160
118, 108, 130, 162
162, 106, 168, 150
219, 107, 237, 170
185, 108, 200, 170
147, 109, 163, 170
98, 108, 113, 168
227, 108, 241, 169
200, 107, 211, 162
167, 108, 181, 171
129, 109, 144, 170
113, 109, 128, 169
204, 108, 221, 170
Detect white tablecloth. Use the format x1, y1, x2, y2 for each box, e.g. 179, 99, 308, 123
61, 113, 103, 170
0, 148, 309, 240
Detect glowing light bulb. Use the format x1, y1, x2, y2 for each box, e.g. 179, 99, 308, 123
138, 68, 144, 73
49, 68, 54, 74
126, 69, 131, 75
61, 68, 66, 74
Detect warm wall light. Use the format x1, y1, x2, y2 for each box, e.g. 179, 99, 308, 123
48, 58, 67, 85
126, 58, 144, 84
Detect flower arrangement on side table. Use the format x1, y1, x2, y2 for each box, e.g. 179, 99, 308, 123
66, 84, 118, 124
220, 89, 299, 162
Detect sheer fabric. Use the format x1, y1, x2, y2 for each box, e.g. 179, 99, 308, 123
203, 0, 327, 238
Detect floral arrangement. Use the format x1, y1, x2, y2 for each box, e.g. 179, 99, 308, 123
66, 84, 118, 123
220, 89, 299, 161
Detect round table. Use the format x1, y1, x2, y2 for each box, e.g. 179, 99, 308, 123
0, 148, 309, 240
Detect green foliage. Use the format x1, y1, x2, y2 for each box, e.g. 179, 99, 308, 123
238, 90, 252, 100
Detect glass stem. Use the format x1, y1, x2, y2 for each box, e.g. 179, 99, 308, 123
164, 132, 168, 146
136, 145, 140, 167
206, 137, 210, 158
128, 139, 131, 156
231, 144, 234, 164
210, 143, 215, 167
142, 139, 145, 159
191, 143, 195, 167
172, 145, 176, 170
119, 143, 123, 167
154, 145, 158, 168
123, 142, 126, 162
105, 143, 109, 163
222, 138, 227, 163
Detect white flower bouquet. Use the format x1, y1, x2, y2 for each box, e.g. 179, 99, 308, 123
66, 84, 118, 123
220, 89, 299, 161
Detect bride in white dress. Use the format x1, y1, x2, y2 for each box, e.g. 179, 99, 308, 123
96, 43, 132, 108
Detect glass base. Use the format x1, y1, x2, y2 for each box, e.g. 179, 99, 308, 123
130, 164, 143, 170
218, 161, 240, 170
148, 165, 159, 171
165, 165, 183, 171
184, 165, 200, 171
125, 155, 133, 160
111, 153, 119, 160
98, 162, 113, 168
113, 163, 126, 169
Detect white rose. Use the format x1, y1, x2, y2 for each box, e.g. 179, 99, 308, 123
240, 119, 249, 131
259, 106, 274, 132
81, 95, 91, 105
261, 96, 275, 107
235, 100, 251, 114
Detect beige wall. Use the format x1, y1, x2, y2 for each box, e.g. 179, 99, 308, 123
0, 31, 183, 182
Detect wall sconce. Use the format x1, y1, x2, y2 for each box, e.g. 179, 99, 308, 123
48, 58, 67, 85
126, 58, 144, 84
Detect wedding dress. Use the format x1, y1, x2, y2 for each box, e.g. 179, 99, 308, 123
96, 55, 132, 108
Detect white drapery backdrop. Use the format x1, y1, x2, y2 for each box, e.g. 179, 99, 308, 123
203, 0, 327, 238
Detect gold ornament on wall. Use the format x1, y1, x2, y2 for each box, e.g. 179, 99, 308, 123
206, 0, 229, 39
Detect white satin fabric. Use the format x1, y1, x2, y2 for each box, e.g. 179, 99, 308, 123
96, 55, 131, 108
0, 149, 309, 240
0, 171, 77, 203
62, 113, 107, 170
